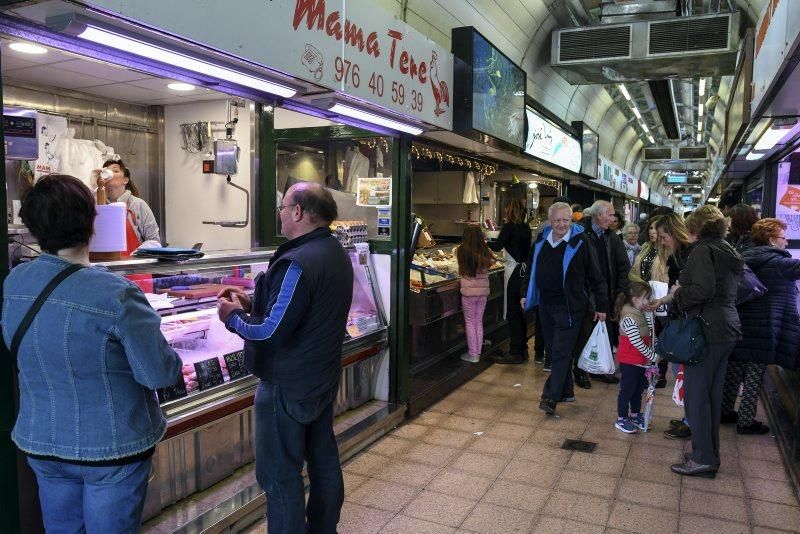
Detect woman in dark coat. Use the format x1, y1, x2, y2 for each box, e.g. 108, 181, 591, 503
723, 218, 800, 434
665, 206, 744, 478
725, 203, 758, 253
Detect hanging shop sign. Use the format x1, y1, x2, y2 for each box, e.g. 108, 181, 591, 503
650, 190, 661, 205
639, 181, 650, 201
776, 154, 800, 240
80, 0, 454, 129
573, 121, 599, 179
524, 107, 581, 173
598, 156, 614, 189
751, 0, 800, 113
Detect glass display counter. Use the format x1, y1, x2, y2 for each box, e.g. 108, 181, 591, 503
99, 246, 388, 519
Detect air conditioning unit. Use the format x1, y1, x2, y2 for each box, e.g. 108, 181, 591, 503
643, 146, 708, 161
552, 12, 740, 84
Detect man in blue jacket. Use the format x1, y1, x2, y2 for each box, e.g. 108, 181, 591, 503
217, 182, 353, 533
523, 202, 608, 415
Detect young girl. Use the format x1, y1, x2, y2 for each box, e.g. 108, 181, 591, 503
456, 224, 496, 363
615, 281, 658, 433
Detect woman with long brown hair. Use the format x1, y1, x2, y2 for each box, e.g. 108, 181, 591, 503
456, 224, 497, 363
489, 198, 532, 364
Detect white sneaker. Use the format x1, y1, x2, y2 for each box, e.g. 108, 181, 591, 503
461, 353, 480, 363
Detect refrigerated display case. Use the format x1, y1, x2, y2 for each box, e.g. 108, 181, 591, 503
99, 247, 387, 520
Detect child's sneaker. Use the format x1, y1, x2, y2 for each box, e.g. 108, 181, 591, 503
461, 353, 480, 363
615, 418, 638, 434
631, 414, 647, 431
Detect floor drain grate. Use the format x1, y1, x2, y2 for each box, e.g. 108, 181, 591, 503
560, 439, 597, 453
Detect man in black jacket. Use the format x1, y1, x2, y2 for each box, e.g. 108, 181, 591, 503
573, 200, 631, 387
217, 182, 353, 533
523, 202, 608, 415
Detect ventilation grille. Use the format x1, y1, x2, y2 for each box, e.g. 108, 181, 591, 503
649, 15, 730, 54
559, 26, 631, 61
643, 147, 673, 161
678, 146, 708, 160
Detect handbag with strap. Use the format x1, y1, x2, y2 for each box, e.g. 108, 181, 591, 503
655, 312, 708, 366
10, 263, 84, 358
736, 263, 767, 305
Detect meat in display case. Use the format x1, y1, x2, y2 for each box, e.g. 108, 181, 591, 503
98, 247, 387, 520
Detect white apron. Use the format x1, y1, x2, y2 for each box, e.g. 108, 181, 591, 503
503, 250, 518, 320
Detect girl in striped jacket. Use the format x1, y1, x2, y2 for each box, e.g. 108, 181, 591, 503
614, 282, 658, 434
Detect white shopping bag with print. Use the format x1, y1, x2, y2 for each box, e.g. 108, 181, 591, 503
672, 365, 685, 407
577, 321, 615, 375
649, 281, 669, 317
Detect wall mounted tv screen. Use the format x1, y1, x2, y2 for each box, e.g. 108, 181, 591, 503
453, 27, 526, 148
666, 174, 687, 184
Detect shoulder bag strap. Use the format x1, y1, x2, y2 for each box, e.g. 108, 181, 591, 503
10, 263, 84, 358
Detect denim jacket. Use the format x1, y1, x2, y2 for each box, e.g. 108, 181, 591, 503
2, 254, 182, 461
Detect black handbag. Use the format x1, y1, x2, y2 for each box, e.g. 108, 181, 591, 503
736, 264, 767, 305
655, 313, 708, 366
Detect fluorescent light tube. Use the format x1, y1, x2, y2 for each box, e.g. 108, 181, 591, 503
618, 84, 631, 101
632, 106, 641, 119
641, 123, 649, 133
329, 103, 424, 135
698, 103, 704, 116
699, 78, 706, 97
746, 151, 765, 160
77, 26, 297, 98
754, 124, 790, 151
648, 135, 655, 143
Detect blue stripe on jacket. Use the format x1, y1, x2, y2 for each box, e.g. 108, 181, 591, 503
226, 261, 302, 340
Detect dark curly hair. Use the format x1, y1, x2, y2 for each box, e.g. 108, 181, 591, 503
20, 175, 96, 254
727, 203, 759, 238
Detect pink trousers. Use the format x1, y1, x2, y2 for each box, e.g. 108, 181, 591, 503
462, 295, 488, 357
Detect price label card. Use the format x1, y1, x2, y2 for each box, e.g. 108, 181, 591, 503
223, 350, 248, 381
194, 357, 224, 391
157, 374, 188, 403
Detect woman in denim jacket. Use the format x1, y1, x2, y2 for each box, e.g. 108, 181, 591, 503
2, 175, 182, 532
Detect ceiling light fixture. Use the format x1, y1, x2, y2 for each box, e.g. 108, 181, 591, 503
699, 78, 706, 97
167, 82, 195, 91
618, 84, 631, 101
641, 123, 650, 133
48, 14, 298, 98
9, 42, 47, 54
746, 151, 765, 160
698, 103, 704, 116
632, 106, 641, 119
754, 119, 797, 151
648, 135, 655, 144
312, 98, 424, 135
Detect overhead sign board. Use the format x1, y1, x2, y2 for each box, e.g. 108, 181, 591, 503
524, 108, 581, 173
639, 181, 650, 201
82, 0, 454, 129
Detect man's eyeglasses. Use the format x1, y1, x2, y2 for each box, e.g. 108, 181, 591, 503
278, 203, 298, 212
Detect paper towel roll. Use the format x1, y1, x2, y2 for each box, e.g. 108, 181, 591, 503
90, 202, 127, 252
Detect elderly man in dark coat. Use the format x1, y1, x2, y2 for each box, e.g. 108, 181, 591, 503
722, 218, 800, 435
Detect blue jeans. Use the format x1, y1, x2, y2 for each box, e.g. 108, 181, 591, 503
254, 382, 343, 534
27, 456, 152, 533
618, 364, 647, 418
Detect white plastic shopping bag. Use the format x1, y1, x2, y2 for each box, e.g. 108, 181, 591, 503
649, 281, 669, 317
577, 321, 615, 375
672, 365, 685, 407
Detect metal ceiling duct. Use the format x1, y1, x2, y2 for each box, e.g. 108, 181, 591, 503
551, 11, 740, 84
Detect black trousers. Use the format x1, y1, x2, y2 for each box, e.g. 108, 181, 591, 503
618, 364, 647, 418
506, 265, 527, 357
539, 303, 583, 402
534, 307, 545, 361
571, 310, 595, 376
684, 340, 736, 466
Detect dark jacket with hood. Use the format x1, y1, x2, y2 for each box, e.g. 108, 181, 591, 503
523, 223, 608, 321
731, 246, 800, 368
578, 216, 631, 301
673, 218, 744, 343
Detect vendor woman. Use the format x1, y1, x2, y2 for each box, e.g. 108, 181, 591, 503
92, 159, 161, 255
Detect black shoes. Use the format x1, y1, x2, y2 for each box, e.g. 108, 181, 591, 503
671, 460, 718, 478
539, 397, 556, 415
493, 353, 526, 365
591, 373, 620, 384
737, 421, 770, 435
720, 411, 738, 424
664, 422, 691, 440
683, 452, 720, 468
574, 373, 592, 390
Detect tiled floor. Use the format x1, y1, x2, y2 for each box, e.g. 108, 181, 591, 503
245, 359, 800, 533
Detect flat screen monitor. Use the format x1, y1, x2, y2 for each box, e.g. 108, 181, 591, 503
666, 174, 687, 184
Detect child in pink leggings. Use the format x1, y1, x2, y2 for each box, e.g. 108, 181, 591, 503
456, 224, 496, 363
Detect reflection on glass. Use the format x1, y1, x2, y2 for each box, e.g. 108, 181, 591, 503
276, 137, 392, 239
